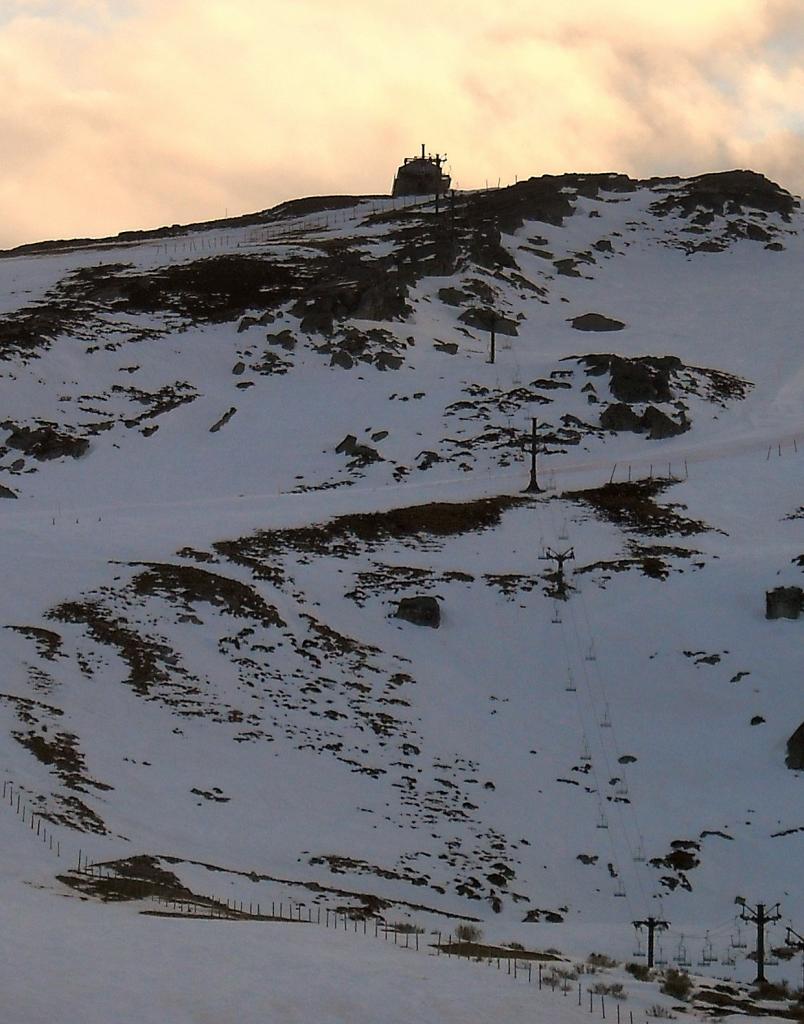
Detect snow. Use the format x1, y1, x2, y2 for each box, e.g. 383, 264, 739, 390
0, 174, 801, 1019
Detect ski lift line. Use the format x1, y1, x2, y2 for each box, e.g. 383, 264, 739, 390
540, 496, 653, 913
544, 524, 644, 918
552, 514, 653, 857
566, 540, 726, 914
553, 606, 632, 890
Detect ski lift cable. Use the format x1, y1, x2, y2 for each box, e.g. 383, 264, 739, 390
540, 497, 653, 914
538, 507, 643, 918
563, 594, 650, 898
545, 501, 657, 879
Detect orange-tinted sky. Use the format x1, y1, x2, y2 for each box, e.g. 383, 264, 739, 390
1, 0, 802, 247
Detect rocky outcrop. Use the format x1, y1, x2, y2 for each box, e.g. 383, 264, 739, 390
582, 355, 680, 403
786, 722, 804, 770
4, 424, 89, 460
395, 596, 441, 628
650, 170, 798, 222
293, 263, 410, 335
600, 403, 688, 440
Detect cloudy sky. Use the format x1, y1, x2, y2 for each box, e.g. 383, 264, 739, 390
1, 0, 802, 247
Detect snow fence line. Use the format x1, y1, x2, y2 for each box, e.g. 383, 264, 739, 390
0, 776, 726, 1022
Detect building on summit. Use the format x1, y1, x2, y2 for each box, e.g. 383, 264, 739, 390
392, 145, 451, 198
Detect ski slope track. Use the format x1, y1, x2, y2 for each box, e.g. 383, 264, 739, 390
0, 170, 802, 1022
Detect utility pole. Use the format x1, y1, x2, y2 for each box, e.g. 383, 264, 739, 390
524, 417, 542, 492
737, 899, 782, 984
540, 547, 575, 599
633, 917, 669, 968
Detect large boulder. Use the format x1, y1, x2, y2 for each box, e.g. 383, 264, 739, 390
569, 313, 625, 332
786, 722, 804, 770
766, 586, 803, 620
395, 596, 441, 629
641, 405, 689, 440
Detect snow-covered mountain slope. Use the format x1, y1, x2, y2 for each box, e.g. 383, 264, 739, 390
0, 170, 801, 1010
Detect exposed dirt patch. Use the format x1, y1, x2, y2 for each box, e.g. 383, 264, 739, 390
564, 480, 711, 537
48, 599, 180, 698
439, 940, 564, 961
111, 382, 197, 427
216, 495, 527, 563
131, 563, 284, 629
7, 625, 64, 660
12, 729, 113, 794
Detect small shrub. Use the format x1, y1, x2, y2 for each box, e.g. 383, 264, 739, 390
506, 941, 525, 951
661, 969, 693, 1001
591, 981, 627, 999
390, 920, 423, 934
753, 979, 790, 1000
647, 1005, 676, 1019
626, 961, 652, 981
588, 952, 618, 968
455, 923, 483, 943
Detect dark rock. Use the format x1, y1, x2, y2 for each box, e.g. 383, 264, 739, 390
438, 287, 470, 307
641, 405, 688, 440
786, 722, 804, 770
266, 330, 296, 350
600, 402, 689, 441
569, 312, 625, 332
0, 484, 17, 499
600, 403, 643, 432
592, 239, 614, 253
330, 350, 354, 369
209, 407, 237, 433
232, 361, 246, 375
335, 434, 381, 465
649, 170, 798, 222
464, 279, 497, 304
292, 258, 410, 335
237, 316, 259, 333
581, 354, 681, 403
434, 340, 459, 355
467, 225, 518, 270
395, 596, 441, 628
5, 425, 89, 461
766, 586, 803, 620
553, 258, 583, 277
374, 351, 403, 371
458, 307, 519, 336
